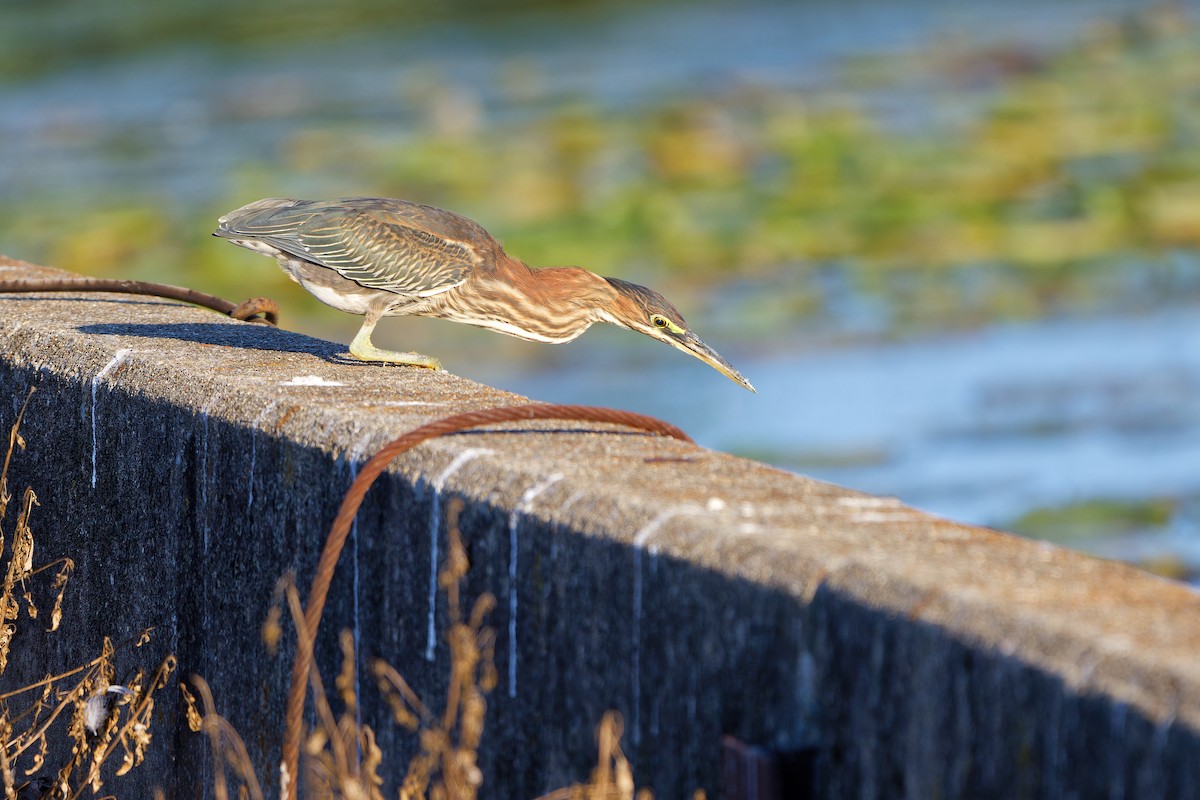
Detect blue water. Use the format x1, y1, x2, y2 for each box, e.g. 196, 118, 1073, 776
0, 0, 1163, 205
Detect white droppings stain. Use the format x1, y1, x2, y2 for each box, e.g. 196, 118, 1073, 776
852, 511, 915, 523
345, 446, 369, 733
549, 490, 587, 561
199, 396, 217, 555
834, 495, 913, 522
371, 401, 447, 407
507, 473, 563, 699
90, 349, 132, 490
837, 495, 902, 509
425, 448, 493, 661
278, 375, 345, 387
246, 402, 277, 512
706, 497, 727, 512
634, 505, 701, 550
631, 504, 703, 747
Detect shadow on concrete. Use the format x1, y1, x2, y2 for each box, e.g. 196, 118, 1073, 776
0, 295, 181, 310
78, 322, 345, 359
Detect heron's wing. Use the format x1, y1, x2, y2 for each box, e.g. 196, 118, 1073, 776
217, 198, 476, 297
294, 211, 476, 296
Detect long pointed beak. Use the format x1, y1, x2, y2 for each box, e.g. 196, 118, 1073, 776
671, 331, 757, 393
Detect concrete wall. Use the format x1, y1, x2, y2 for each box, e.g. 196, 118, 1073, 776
2, 255, 1199, 799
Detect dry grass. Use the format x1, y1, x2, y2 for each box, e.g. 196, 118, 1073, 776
535, 712, 645, 800
188, 498, 676, 800
0, 388, 175, 799
375, 500, 495, 800
185, 499, 494, 800
181, 676, 265, 800
0, 387, 72, 674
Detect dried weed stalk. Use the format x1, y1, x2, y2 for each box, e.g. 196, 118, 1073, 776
182, 676, 265, 800
188, 499, 497, 800
189, 498, 678, 799
1, 388, 75, 674
534, 712, 701, 800
0, 387, 175, 798
373, 499, 496, 800
296, 497, 497, 800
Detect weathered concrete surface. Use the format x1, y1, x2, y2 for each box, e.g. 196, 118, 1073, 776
1, 254, 1199, 799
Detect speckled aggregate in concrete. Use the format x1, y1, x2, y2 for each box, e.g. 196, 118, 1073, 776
2, 256, 1198, 798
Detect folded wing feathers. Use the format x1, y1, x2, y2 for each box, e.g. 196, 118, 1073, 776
219, 202, 473, 297
303, 213, 471, 296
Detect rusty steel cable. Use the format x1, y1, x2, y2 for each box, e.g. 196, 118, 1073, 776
281, 404, 693, 800
0, 277, 280, 325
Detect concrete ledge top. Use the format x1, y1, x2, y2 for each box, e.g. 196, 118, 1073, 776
3, 254, 1199, 731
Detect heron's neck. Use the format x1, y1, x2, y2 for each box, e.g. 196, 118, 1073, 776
470, 257, 615, 343
519, 263, 612, 304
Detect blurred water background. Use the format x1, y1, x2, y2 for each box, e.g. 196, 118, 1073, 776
2, 0, 1199, 580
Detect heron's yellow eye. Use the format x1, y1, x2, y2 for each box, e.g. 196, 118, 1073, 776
650, 314, 685, 335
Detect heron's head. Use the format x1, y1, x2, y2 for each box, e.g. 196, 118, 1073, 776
602, 277, 755, 392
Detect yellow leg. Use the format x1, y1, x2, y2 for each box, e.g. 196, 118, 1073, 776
348, 317, 441, 370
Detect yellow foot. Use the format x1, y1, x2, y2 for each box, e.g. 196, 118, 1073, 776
348, 341, 441, 370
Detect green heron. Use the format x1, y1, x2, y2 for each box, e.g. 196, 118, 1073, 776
214, 197, 755, 391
